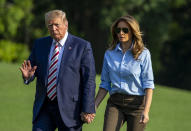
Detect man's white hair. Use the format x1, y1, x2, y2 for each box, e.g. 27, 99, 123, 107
45, 10, 68, 27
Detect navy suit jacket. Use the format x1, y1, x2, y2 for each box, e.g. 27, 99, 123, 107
28, 33, 96, 127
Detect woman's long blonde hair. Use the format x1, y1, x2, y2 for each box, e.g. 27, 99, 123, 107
109, 15, 144, 60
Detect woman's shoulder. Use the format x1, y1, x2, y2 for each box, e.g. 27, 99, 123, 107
139, 47, 151, 59
103, 49, 117, 61
142, 47, 150, 55
104, 49, 114, 55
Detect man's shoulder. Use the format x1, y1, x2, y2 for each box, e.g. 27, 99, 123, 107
35, 36, 52, 42
69, 34, 90, 46
31, 36, 52, 49
33, 36, 52, 47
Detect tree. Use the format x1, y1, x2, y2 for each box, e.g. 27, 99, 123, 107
0, 0, 33, 43
157, 0, 191, 89
1, 0, 191, 89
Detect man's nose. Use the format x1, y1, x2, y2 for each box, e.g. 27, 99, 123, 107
52, 25, 57, 30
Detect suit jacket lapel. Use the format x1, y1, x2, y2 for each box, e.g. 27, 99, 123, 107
58, 33, 73, 80
44, 36, 53, 85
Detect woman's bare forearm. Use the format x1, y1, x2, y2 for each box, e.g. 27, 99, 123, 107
144, 88, 153, 114
95, 88, 108, 110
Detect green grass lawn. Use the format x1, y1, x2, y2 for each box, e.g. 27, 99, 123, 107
0, 62, 191, 131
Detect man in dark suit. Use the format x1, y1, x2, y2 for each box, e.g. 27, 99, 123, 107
20, 10, 96, 131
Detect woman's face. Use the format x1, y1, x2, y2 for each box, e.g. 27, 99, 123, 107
115, 21, 132, 44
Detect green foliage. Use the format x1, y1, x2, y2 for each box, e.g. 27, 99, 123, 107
0, 40, 29, 63
4, 6, 25, 37
99, 0, 172, 73
0, 0, 5, 33
0, 0, 191, 89
31, 0, 191, 89
0, 18, 4, 33
155, 0, 191, 89
0, 0, 33, 41
171, 0, 187, 7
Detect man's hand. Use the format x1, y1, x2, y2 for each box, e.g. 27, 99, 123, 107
80, 112, 95, 124
19, 60, 37, 80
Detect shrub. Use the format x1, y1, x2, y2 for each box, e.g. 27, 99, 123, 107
0, 40, 29, 63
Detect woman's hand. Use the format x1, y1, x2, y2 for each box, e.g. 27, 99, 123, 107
140, 111, 149, 124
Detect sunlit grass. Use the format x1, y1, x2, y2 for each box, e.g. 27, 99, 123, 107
0, 62, 190, 131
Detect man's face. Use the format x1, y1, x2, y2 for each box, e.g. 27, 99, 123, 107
47, 17, 68, 41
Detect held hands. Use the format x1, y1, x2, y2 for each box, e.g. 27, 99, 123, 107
80, 112, 95, 124
80, 101, 98, 124
139, 111, 149, 124
19, 60, 37, 80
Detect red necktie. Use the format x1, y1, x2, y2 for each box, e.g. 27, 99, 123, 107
47, 42, 59, 100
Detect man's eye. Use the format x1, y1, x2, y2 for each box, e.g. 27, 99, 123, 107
55, 24, 60, 27
48, 24, 60, 28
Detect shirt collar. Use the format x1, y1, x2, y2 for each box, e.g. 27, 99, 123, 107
115, 43, 122, 52
52, 31, 68, 46
115, 40, 134, 52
